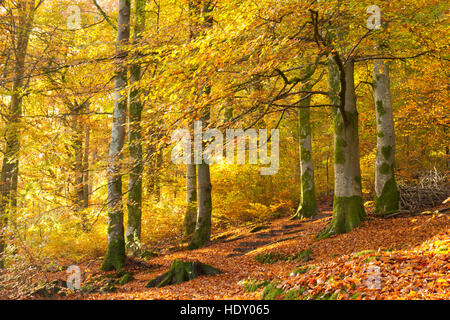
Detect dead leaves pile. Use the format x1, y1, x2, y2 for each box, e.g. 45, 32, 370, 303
59, 212, 448, 300
277, 229, 449, 300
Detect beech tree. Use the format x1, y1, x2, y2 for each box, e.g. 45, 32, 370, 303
291, 62, 320, 220
126, 0, 146, 257
373, 58, 400, 215
183, 2, 200, 240
318, 56, 366, 238
101, 0, 131, 271
188, 1, 214, 250
0, 0, 37, 268
294, 84, 318, 219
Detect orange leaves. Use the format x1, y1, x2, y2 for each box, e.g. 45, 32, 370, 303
279, 224, 449, 300
49, 212, 450, 301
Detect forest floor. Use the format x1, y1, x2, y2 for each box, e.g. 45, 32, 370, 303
25, 202, 450, 300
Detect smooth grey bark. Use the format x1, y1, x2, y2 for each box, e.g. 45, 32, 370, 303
292, 84, 318, 219
318, 57, 365, 238
373, 59, 399, 215
72, 101, 90, 230
82, 104, 90, 209
183, 1, 202, 241
0, 0, 35, 269
126, 0, 146, 258
188, 161, 212, 249
101, 0, 131, 271
183, 137, 197, 239
188, 2, 213, 250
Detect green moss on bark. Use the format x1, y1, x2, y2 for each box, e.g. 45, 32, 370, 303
183, 202, 197, 241
334, 137, 347, 164
374, 176, 399, 215
317, 195, 366, 239
292, 189, 318, 219
188, 214, 211, 250
379, 162, 390, 174
300, 149, 311, 163
376, 100, 386, 116
291, 169, 318, 219
381, 145, 392, 160
101, 238, 126, 271
146, 259, 221, 288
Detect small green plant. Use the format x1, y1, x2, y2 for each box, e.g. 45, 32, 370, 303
262, 282, 284, 300
244, 279, 270, 292
291, 266, 311, 275
283, 287, 306, 300
290, 249, 312, 262
255, 249, 313, 264
353, 249, 375, 257
255, 252, 285, 264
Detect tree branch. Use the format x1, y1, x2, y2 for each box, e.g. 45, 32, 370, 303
92, 0, 117, 30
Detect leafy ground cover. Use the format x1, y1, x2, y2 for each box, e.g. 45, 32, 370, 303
13, 204, 447, 300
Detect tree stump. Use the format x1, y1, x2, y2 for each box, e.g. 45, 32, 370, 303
146, 259, 222, 288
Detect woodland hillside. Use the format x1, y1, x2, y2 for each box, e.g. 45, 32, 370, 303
0, 0, 448, 301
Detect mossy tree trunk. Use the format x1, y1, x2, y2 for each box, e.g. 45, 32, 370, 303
183, 2, 200, 241
0, 0, 35, 268
102, 0, 130, 271
373, 59, 399, 215
183, 145, 197, 239
318, 57, 365, 238
71, 101, 90, 230
126, 0, 146, 258
146, 259, 221, 288
188, 2, 213, 250
292, 84, 318, 219
188, 161, 212, 249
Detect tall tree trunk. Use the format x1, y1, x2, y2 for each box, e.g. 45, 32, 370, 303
72, 101, 90, 230
373, 59, 399, 215
82, 103, 90, 209
292, 84, 318, 219
188, 161, 212, 249
101, 0, 131, 271
188, 109, 212, 249
183, 1, 200, 240
318, 57, 365, 238
126, 0, 146, 258
0, 0, 35, 268
154, 150, 162, 201
183, 125, 197, 239
188, 1, 213, 250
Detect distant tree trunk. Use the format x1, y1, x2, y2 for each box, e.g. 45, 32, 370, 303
188, 161, 212, 249
292, 84, 318, 219
146, 140, 161, 201
183, 1, 200, 241
373, 59, 399, 215
0, 0, 35, 268
154, 150, 162, 201
101, 0, 131, 271
72, 101, 90, 230
82, 104, 90, 209
188, 106, 212, 249
126, 0, 146, 258
183, 126, 197, 239
188, 1, 213, 249
318, 57, 365, 238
